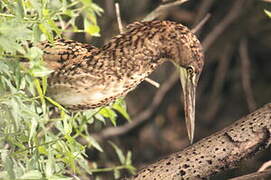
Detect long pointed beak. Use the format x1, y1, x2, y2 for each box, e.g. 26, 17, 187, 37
179, 67, 197, 144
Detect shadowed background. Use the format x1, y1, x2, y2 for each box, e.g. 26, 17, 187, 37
68, 0, 271, 179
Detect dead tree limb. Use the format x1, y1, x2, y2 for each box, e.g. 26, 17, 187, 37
127, 103, 271, 179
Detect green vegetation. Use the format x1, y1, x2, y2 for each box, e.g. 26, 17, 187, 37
0, 0, 135, 179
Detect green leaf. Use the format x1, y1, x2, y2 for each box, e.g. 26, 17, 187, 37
38, 146, 48, 155
264, 9, 271, 18
45, 151, 54, 178
33, 78, 44, 96
113, 169, 121, 179
85, 136, 103, 152
25, 47, 43, 60
48, 175, 73, 180
45, 96, 67, 112
94, 113, 106, 124
125, 151, 132, 165
20, 170, 43, 179
63, 118, 72, 135
84, 18, 100, 36
0, 36, 25, 54
0, 0, 134, 179
99, 107, 117, 126
16, 0, 25, 18
29, 117, 38, 141
90, 3, 104, 15
38, 23, 54, 41
109, 141, 125, 164
42, 76, 48, 95
4, 156, 15, 179
126, 165, 137, 175
48, 19, 62, 36
33, 24, 42, 42
30, 65, 53, 77
112, 99, 131, 122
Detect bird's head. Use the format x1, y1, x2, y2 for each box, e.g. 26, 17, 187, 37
179, 58, 203, 143
173, 35, 204, 144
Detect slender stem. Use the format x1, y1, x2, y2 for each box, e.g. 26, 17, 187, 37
90, 165, 131, 173
115, 3, 123, 34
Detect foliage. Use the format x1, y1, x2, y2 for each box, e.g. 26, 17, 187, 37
264, 9, 271, 18
0, 0, 135, 179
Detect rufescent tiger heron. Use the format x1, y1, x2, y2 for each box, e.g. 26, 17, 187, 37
42, 20, 204, 143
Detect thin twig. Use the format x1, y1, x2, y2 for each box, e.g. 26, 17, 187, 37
194, 0, 214, 24
239, 38, 257, 112
204, 44, 233, 121
258, 160, 271, 172
144, 78, 160, 88
143, 0, 188, 21
115, 3, 124, 34
191, 13, 211, 34
115, 2, 160, 88
197, 0, 247, 100
202, 0, 245, 51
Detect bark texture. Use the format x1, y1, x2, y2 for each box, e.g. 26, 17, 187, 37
128, 103, 271, 180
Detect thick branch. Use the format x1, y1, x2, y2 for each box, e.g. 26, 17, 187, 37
127, 103, 271, 179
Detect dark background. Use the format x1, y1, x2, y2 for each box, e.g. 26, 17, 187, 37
72, 0, 271, 179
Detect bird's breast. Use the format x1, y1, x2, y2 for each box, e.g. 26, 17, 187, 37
47, 72, 147, 110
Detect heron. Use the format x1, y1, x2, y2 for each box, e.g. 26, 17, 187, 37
41, 20, 204, 143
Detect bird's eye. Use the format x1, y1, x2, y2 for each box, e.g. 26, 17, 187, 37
187, 66, 194, 74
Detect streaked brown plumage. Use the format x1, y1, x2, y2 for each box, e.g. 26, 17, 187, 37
41, 20, 204, 142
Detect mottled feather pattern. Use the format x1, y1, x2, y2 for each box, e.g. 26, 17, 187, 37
38, 39, 97, 70
44, 20, 203, 111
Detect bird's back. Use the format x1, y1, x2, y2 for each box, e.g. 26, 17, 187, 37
45, 20, 202, 111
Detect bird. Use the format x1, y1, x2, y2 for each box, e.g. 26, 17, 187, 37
40, 20, 204, 143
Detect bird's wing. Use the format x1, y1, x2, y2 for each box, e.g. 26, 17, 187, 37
44, 39, 119, 109
38, 39, 98, 70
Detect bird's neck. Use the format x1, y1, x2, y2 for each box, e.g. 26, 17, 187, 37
97, 20, 202, 80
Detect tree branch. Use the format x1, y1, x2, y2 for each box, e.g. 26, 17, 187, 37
258, 160, 271, 172
127, 103, 271, 179
202, 0, 245, 51
203, 43, 233, 121
143, 0, 188, 21
239, 38, 257, 112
